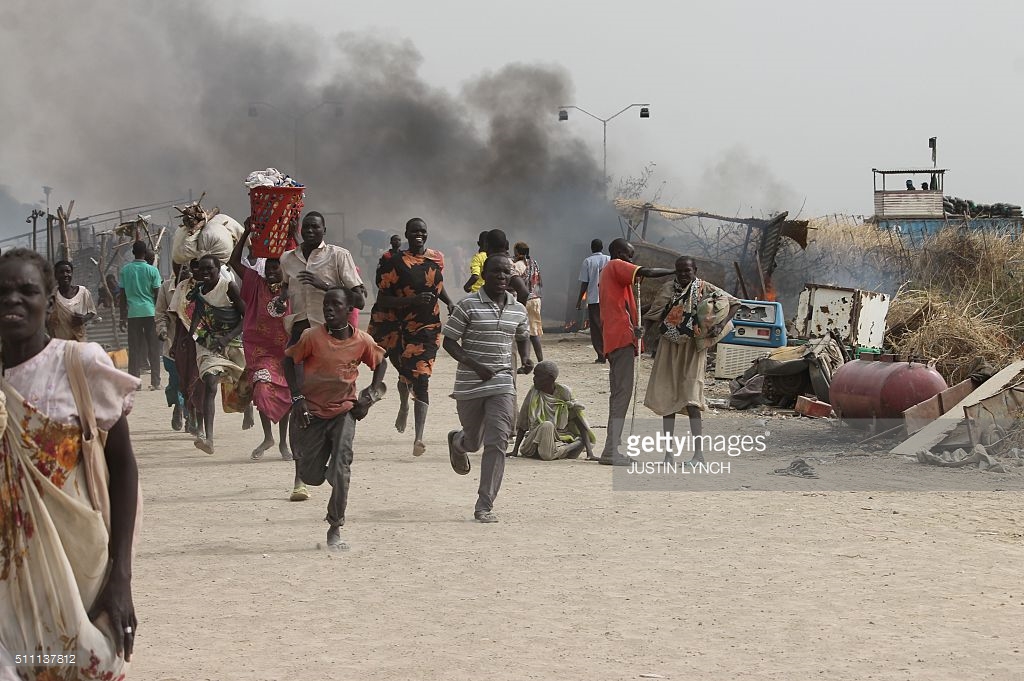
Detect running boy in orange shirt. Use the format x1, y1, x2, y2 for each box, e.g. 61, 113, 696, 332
284, 287, 388, 549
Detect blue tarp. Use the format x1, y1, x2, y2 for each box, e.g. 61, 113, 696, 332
877, 217, 1022, 239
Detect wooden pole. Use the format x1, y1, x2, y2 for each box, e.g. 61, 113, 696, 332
753, 249, 768, 298
56, 201, 74, 261
97, 235, 122, 348
152, 224, 168, 275
733, 261, 750, 299
46, 214, 54, 262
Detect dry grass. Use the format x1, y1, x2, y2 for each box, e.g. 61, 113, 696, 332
775, 219, 1024, 384
773, 218, 911, 305
885, 229, 1024, 383
885, 289, 1021, 384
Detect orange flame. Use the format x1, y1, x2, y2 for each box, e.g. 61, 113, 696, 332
762, 279, 777, 302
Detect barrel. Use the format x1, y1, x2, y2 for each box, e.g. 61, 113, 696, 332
830, 355, 947, 422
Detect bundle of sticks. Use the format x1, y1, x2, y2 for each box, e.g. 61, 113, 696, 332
174, 192, 220, 235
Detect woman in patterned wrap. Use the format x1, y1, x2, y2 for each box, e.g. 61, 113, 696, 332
186, 254, 247, 456
643, 256, 740, 465
0, 248, 141, 679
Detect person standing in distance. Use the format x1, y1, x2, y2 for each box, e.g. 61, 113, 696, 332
576, 239, 610, 363
119, 240, 163, 390
462, 230, 489, 293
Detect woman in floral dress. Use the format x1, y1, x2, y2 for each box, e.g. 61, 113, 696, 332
0, 248, 141, 679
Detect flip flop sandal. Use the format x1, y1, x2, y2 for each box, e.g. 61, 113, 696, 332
448, 431, 471, 475
771, 459, 818, 478
790, 459, 818, 478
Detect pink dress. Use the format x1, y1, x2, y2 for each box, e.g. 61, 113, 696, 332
240, 268, 292, 423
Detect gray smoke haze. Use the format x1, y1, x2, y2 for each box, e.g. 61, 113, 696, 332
637, 148, 802, 262
1, 1, 616, 318
0, 186, 37, 244
693, 147, 801, 217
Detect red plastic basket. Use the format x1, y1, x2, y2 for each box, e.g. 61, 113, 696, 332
248, 186, 305, 257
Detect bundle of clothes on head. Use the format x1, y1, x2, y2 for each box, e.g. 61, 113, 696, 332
244, 167, 304, 189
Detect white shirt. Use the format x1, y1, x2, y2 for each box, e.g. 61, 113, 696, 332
280, 242, 362, 331
579, 252, 610, 304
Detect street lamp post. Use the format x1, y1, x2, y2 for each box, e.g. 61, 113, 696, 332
557, 103, 650, 199
26, 209, 45, 252
248, 100, 343, 175
42, 186, 53, 260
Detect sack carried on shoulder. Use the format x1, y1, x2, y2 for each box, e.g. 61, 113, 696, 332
659, 284, 731, 348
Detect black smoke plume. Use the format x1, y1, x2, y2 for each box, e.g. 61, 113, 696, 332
1, 1, 615, 317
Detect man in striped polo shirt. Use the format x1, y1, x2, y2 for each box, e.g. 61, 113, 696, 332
442, 254, 534, 523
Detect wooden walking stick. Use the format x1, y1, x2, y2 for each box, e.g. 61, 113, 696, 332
628, 279, 643, 442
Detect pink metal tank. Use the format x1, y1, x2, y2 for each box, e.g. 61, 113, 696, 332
830, 355, 948, 421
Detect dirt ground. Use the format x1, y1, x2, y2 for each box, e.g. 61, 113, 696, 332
128, 334, 1024, 680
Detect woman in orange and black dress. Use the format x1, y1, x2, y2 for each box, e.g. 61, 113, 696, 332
368, 218, 452, 458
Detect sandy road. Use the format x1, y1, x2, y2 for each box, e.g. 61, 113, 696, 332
127, 336, 1024, 680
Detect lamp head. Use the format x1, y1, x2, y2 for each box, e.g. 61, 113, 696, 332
248, 105, 258, 117
558, 109, 568, 122
639, 107, 650, 119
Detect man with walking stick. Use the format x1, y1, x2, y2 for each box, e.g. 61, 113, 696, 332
597, 238, 674, 465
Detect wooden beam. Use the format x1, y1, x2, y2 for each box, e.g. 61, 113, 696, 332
891, 360, 1024, 455
733, 261, 749, 299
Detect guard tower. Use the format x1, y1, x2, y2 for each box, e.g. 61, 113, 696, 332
871, 168, 946, 218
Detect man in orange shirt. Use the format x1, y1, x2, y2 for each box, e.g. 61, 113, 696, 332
597, 238, 674, 465
284, 287, 388, 549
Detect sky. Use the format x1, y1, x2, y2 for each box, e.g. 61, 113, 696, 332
1, 0, 1022, 239
238, 0, 1024, 214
